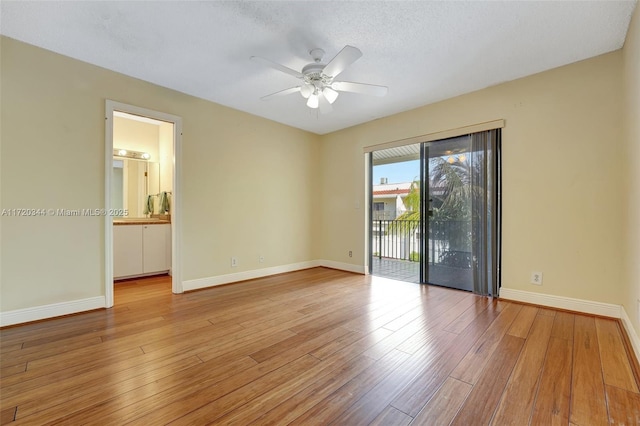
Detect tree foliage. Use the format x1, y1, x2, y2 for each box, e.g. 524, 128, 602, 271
390, 156, 484, 253
395, 156, 481, 221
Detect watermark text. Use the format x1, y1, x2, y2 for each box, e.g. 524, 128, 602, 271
1, 208, 129, 217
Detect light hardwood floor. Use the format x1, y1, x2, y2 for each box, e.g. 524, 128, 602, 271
1, 268, 639, 425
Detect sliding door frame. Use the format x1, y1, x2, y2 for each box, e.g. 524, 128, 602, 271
366, 121, 503, 295
419, 143, 428, 284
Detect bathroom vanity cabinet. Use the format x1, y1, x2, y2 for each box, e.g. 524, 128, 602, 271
114, 222, 171, 279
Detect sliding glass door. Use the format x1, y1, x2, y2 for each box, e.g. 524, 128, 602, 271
423, 136, 474, 291
370, 129, 501, 296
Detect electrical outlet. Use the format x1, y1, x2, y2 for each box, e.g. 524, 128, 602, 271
530, 271, 543, 285
231, 257, 238, 267
259, 255, 264, 263
349, 250, 353, 258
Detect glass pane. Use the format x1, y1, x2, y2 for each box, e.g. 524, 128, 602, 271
426, 136, 473, 291
370, 144, 421, 284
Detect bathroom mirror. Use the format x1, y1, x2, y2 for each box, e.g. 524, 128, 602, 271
111, 159, 160, 218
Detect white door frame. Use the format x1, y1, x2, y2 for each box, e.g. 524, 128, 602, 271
104, 100, 183, 307
364, 153, 371, 275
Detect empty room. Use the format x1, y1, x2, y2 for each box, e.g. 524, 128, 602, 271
1, 1, 639, 424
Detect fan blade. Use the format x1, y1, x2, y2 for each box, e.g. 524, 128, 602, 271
260, 87, 301, 101
251, 56, 303, 79
332, 81, 388, 97
322, 45, 362, 78
318, 92, 333, 114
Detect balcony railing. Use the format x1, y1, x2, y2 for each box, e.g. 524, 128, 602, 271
372, 219, 472, 267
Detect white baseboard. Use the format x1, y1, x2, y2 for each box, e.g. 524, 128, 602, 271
0, 296, 106, 327
182, 260, 322, 291
182, 259, 365, 292
620, 306, 640, 365
499, 288, 622, 318
320, 260, 366, 275
0, 260, 364, 326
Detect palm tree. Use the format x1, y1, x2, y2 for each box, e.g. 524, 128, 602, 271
396, 179, 420, 221
392, 155, 484, 266
396, 156, 477, 221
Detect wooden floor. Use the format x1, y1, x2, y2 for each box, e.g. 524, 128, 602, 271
1, 268, 639, 425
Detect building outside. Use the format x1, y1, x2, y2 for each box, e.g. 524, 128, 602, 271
372, 179, 411, 220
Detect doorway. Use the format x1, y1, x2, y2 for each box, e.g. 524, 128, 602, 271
104, 101, 183, 307
370, 143, 421, 283
370, 129, 501, 296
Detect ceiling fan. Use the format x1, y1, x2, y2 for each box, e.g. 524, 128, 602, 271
251, 45, 388, 113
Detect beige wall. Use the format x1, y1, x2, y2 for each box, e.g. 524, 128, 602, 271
623, 5, 640, 340
0, 36, 320, 311
113, 116, 159, 161
319, 51, 625, 306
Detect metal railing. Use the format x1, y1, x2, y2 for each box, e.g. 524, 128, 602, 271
372, 219, 472, 266
372, 220, 420, 262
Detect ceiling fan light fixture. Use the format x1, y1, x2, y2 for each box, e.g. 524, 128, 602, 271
323, 87, 339, 104
300, 84, 313, 99
253, 45, 388, 112
307, 93, 319, 109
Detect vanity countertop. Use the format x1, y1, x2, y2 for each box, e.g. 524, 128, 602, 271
114, 218, 170, 226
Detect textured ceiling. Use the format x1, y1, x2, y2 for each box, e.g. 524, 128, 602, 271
1, 1, 636, 135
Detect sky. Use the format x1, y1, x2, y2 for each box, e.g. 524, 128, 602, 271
373, 160, 420, 185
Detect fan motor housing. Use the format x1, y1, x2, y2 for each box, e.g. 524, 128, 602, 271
302, 63, 332, 88
302, 63, 325, 76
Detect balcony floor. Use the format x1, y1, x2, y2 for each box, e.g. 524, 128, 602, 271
371, 257, 473, 291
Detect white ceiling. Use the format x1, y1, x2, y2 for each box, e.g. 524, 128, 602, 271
1, 1, 636, 135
